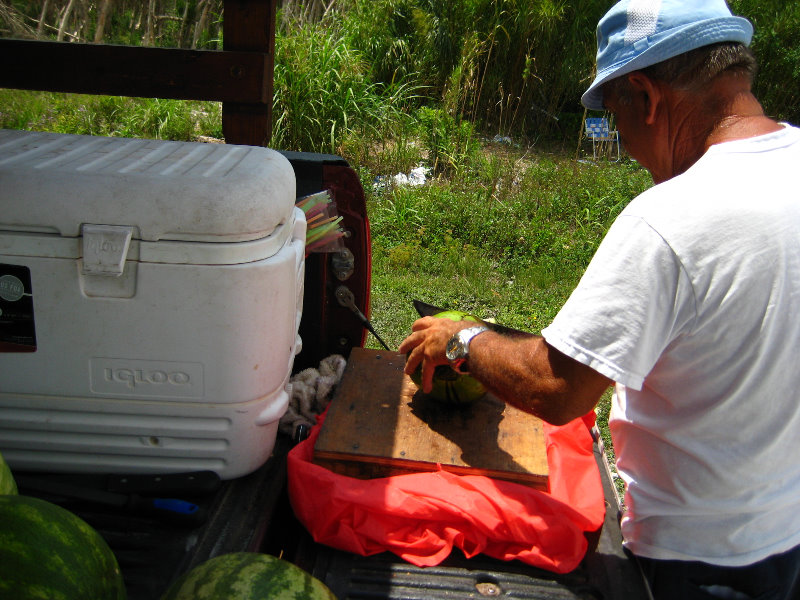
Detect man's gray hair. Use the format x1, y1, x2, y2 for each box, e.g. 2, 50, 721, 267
603, 42, 757, 106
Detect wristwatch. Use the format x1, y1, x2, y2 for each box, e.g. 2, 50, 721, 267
445, 325, 489, 374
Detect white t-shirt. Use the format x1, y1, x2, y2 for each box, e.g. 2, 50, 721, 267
542, 124, 800, 566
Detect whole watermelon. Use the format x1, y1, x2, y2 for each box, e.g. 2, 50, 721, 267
409, 310, 488, 405
0, 451, 17, 495
161, 552, 336, 600
0, 494, 126, 600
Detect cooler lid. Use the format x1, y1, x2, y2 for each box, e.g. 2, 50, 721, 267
0, 129, 296, 243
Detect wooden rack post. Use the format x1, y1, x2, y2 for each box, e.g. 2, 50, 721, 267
0, 0, 276, 147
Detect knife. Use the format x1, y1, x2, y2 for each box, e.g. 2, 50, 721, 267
16, 476, 207, 525
412, 299, 530, 338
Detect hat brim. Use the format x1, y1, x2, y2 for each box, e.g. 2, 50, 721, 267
581, 16, 753, 111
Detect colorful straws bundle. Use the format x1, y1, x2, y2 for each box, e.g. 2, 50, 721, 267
295, 191, 346, 256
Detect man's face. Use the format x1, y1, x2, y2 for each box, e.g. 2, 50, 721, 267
603, 81, 657, 179
602, 75, 670, 184
603, 84, 644, 161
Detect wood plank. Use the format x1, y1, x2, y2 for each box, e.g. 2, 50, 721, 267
222, 0, 276, 146
0, 39, 270, 103
0, 0, 278, 146
314, 348, 549, 490
222, 103, 271, 147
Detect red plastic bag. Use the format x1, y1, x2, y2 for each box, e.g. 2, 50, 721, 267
287, 410, 604, 573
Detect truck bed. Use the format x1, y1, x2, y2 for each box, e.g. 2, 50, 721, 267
8, 149, 649, 599
17, 432, 650, 599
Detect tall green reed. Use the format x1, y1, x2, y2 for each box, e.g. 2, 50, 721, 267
271, 18, 420, 154
335, 0, 610, 140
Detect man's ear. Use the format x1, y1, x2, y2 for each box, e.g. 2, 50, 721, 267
626, 72, 662, 125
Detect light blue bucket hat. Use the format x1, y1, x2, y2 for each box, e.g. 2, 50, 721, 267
582, 0, 753, 111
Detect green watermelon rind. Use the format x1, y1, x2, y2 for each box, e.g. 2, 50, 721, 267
0, 495, 126, 600
161, 552, 337, 600
409, 310, 488, 405
0, 451, 17, 495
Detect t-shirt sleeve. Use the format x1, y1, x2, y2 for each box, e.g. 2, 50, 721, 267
541, 214, 696, 390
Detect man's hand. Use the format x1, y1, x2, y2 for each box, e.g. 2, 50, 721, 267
398, 317, 472, 393
400, 317, 613, 425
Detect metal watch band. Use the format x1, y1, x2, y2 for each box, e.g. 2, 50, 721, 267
446, 325, 489, 374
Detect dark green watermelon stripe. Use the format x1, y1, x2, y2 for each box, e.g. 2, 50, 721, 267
0, 495, 125, 600
161, 552, 336, 600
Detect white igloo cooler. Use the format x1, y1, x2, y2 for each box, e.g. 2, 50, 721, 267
0, 129, 305, 479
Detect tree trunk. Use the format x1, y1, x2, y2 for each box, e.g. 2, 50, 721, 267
143, 0, 156, 45
94, 0, 113, 43
75, 0, 90, 41
132, 4, 142, 32
178, 0, 191, 47
37, 0, 51, 38
57, 0, 76, 41
192, 0, 211, 49
321, 0, 336, 20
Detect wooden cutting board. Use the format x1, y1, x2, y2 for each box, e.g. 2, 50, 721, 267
313, 347, 549, 490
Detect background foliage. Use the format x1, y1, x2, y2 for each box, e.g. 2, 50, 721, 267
2, 0, 798, 144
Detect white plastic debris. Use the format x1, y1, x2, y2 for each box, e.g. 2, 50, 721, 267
408, 166, 429, 186
392, 172, 410, 186
373, 166, 431, 191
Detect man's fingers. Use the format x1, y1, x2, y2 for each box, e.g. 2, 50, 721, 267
398, 316, 464, 393
397, 318, 435, 355
402, 344, 422, 375
398, 329, 422, 356
420, 359, 435, 393
410, 316, 437, 331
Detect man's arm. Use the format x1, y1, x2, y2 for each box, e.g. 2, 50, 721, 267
399, 317, 612, 425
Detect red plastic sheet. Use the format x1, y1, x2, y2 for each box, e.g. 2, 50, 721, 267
287, 411, 605, 574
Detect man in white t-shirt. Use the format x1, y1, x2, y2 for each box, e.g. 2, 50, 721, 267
399, 1, 800, 597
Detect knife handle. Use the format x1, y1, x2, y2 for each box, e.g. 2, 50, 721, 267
128, 495, 207, 525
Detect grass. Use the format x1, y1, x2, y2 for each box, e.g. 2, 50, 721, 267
0, 89, 223, 141
363, 149, 651, 342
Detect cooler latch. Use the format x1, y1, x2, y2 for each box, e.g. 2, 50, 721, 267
81, 224, 134, 277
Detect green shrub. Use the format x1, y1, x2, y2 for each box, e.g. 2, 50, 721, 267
416, 106, 479, 176
731, 1, 800, 124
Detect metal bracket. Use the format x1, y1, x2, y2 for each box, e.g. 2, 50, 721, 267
335, 285, 389, 351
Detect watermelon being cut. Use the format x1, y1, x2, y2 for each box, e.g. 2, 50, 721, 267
409, 309, 488, 405
161, 552, 336, 600
0, 494, 126, 600
0, 451, 16, 495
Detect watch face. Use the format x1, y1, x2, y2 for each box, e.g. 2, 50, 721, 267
445, 336, 461, 361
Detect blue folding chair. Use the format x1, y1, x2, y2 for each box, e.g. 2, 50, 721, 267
585, 117, 620, 160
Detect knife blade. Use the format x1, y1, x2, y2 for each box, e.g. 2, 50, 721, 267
412, 299, 530, 337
